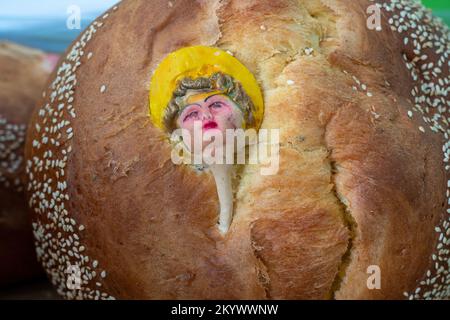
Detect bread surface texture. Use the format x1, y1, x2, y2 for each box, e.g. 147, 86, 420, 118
25, 0, 450, 299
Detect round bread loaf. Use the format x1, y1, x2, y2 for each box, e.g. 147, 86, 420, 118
0, 41, 56, 286
25, 0, 449, 299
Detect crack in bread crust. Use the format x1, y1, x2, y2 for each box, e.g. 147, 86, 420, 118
324, 111, 358, 298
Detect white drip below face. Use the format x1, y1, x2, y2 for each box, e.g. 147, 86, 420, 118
209, 163, 234, 234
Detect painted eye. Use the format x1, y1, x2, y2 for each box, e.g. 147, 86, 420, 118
184, 111, 198, 121
209, 102, 223, 109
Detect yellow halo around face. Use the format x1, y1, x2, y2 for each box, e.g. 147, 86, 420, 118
149, 46, 264, 131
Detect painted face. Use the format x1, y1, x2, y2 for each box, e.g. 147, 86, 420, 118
176, 91, 244, 152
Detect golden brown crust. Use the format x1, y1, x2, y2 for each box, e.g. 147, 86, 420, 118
25, 0, 450, 299
0, 41, 52, 286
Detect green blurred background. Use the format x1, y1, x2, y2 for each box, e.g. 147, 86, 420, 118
423, 0, 450, 25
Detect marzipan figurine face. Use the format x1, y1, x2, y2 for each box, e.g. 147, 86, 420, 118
176, 90, 244, 152
149, 46, 264, 134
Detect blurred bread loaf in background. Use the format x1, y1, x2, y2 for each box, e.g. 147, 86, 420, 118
0, 41, 57, 286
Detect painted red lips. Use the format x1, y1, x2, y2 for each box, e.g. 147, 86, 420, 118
203, 121, 218, 130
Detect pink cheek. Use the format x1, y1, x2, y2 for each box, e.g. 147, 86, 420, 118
212, 105, 232, 117
181, 118, 205, 131
180, 119, 194, 130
